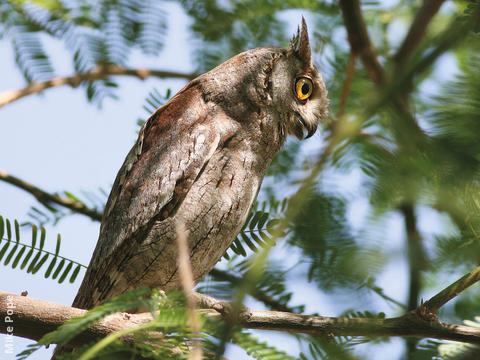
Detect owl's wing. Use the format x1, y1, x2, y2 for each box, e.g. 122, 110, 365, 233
74, 83, 221, 308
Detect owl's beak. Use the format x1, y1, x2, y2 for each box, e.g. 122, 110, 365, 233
305, 122, 318, 139
294, 111, 317, 139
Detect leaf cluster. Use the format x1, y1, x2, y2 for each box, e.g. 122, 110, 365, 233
1, 0, 167, 103
0, 215, 85, 284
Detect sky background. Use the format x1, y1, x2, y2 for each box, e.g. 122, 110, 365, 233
0, 1, 461, 359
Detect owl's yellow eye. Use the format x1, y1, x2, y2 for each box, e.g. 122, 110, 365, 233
295, 77, 313, 101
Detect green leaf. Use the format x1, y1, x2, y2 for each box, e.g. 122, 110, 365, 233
32, 253, 49, 274
0, 242, 10, 262
58, 261, 73, 283
0, 216, 4, 240
69, 264, 81, 283
27, 251, 42, 273
20, 248, 34, 270
4, 243, 19, 266
39, 226, 46, 249
52, 258, 65, 279
44, 256, 57, 278
55, 234, 61, 255
240, 232, 257, 252
233, 238, 247, 256
14, 219, 20, 242
12, 246, 27, 268
6, 219, 12, 241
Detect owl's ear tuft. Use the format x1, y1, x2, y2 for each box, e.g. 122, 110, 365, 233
288, 17, 313, 66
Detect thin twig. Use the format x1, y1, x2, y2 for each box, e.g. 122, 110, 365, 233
424, 265, 480, 313
0, 64, 197, 108
400, 205, 425, 312
176, 221, 203, 360
0, 170, 102, 222
400, 204, 426, 358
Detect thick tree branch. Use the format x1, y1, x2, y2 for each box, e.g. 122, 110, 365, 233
2, 290, 480, 347
0, 291, 152, 346
0, 64, 197, 108
0, 170, 102, 222
393, 0, 446, 70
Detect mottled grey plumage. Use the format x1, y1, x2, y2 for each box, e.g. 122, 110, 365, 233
73, 19, 328, 310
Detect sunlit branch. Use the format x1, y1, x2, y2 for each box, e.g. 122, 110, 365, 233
424, 265, 480, 313
0, 170, 102, 222
2, 288, 480, 347
0, 64, 197, 108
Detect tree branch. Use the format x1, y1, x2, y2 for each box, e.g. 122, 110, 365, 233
338, 0, 426, 144
424, 265, 480, 313
0, 64, 197, 108
400, 205, 426, 312
338, 0, 387, 88
0, 170, 102, 222
0, 291, 152, 346
1, 291, 480, 346
393, 0, 446, 70
2, 267, 480, 347
400, 204, 426, 357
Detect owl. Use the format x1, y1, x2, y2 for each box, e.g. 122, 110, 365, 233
73, 19, 328, 310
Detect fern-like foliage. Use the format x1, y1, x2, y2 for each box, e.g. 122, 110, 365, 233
299, 338, 357, 360
283, 310, 387, 360
9, 26, 55, 82
225, 198, 289, 259
232, 331, 297, 360
180, 0, 338, 72
2, 0, 167, 104
290, 189, 381, 290
0, 216, 85, 284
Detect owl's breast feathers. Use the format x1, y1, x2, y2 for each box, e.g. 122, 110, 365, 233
73, 66, 284, 308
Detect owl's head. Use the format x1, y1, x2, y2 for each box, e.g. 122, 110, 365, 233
196, 18, 328, 141
269, 18, 329, 139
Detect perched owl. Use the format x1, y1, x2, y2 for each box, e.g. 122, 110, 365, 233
73, 19, 328, 310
